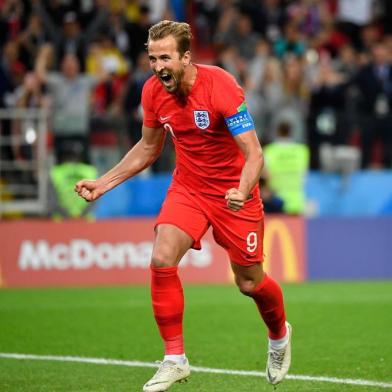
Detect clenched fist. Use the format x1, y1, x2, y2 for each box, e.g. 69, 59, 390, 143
75, 179, 106, 202
225, 188, 247, 211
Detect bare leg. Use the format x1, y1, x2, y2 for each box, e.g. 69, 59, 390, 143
151, 223, 194, 267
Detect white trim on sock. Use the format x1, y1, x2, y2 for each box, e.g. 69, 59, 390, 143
163, 354, 186, 364
269, 321, 289, 350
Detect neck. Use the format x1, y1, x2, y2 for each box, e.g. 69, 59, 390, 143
181, 63, 197, 94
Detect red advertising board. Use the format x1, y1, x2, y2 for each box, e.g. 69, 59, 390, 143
0, 217, 306, 288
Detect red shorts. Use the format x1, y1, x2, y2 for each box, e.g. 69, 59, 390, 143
155, 183, 264, 266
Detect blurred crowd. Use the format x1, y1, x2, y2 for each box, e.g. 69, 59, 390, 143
204, 0, 392, 170
0, 0, 391, 177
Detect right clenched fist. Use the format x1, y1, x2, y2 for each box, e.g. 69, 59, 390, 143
75, 179, 105, 202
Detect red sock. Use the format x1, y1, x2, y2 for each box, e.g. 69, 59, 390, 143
151, 266, 184, 355
250, 274, 287, 340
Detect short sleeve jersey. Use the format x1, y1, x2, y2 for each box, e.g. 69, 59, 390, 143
142, 64, 256, 197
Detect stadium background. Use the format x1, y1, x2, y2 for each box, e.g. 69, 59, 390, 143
0, 1, 391, 391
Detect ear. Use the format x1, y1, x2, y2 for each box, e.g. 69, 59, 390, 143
182, 50, 191, 66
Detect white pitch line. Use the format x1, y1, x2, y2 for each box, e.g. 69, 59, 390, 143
1, 353, 391, 389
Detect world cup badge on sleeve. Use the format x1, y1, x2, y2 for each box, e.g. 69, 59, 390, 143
194, 110, 210, 130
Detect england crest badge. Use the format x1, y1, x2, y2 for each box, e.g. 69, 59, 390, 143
194, 110, 210, 130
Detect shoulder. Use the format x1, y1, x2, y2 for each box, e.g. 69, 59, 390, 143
199, 64, 245, 117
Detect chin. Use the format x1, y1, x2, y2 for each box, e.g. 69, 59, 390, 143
164, 85, 178, 94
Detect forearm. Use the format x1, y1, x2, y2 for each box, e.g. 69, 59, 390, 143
97, 139, 160, 191
238, 151, 264, 197
35, 44, 53, 81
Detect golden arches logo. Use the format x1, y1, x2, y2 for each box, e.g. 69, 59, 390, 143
264, 219, 300, 282
0, 259, 4, 288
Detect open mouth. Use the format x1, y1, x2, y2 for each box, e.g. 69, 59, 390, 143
159, 72, 175, 88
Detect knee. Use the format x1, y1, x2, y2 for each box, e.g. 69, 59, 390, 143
236, 278, 259, 297
151, 248, 177, 268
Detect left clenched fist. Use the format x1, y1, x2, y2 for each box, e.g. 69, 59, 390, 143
225, 188, 247, 211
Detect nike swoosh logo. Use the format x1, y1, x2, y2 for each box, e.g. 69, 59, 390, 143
267, 369, 277, 383
159, 115, 171, 121
146, 381, 166, 386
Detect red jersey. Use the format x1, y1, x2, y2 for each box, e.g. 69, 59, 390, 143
142, 64, 256, 197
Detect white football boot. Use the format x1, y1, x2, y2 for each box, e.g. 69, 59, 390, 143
143, 359, 190, 392
266, 322, 292, 385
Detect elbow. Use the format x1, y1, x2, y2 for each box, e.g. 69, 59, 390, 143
146, 151, 161, 166
143, 143, 162, 165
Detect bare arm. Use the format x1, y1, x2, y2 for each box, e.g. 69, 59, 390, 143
225, 130, 264, 211
75, 125, 166, 201
34, 43, 54, 82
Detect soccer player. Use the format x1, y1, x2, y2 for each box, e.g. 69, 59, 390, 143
75, 20, 292, 392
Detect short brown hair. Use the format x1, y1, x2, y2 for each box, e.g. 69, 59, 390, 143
147, 20, 193, 57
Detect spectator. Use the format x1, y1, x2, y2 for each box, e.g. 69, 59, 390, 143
359, 23, 383, 54
88, 38, 128, 154
382, 0, 392, 34
286, 0, 330, 38
123, 51, 152, 146
0, 0, 27, 47
126, 4, 152, 67
352, 40, 392, 168
113, 0, 144, 23
19, 12, 49, 71
246, 39, 271, 90
86, 35, 129, 78
274, 22, 306, 59
307, 57, 348, 169
105, 11, 131, 61
257, 57, 284, 142
192, 0, 221, 46
250, 0, 286, 41
9, 72, 49, 163
148, 0, 170, 24
0, 40, 26, 173
91, 64, 125, 118
1, 40, 26, 97
0, 51, 13, 108
269, 55, 309, 143
0, 0, 390, 183
336, 0, 374, 49
48, 140, 97, 220
35, 4, 109, 70
310, 21, 349, 58
35, 45, 97, 164
334, 44, 359, 78
264, 121, 310, 215
216, 11, 261, 61
259, 175, 284, 214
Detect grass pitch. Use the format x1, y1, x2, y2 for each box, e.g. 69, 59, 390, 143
0, 281, 391, 391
